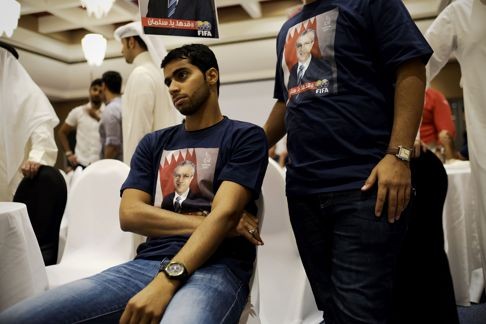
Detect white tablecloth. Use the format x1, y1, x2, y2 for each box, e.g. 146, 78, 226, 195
0, 202, 48, 311
443, 161, 484, 306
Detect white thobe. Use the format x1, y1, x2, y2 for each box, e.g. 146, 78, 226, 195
0, 48, 59, 201
426, 0, 486, 293
122, 51, 180, 164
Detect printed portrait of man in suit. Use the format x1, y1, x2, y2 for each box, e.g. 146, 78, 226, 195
142, 0, 219, 38
281, 10, 339, 102
161, 160, 205, 213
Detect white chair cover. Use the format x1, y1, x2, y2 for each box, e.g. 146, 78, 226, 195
46, 159, 137, 288
57, 165, 84, 262
256, 159, 321, 324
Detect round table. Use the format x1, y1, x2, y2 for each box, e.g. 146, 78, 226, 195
0, 202, 48, 311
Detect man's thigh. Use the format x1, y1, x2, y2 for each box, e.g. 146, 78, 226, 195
330, 190, 409, 324
0, 259, 160, 323
161, 264, 249, 324
288, 190, 410, 324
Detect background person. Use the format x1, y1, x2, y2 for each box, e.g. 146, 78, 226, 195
0, 41, 59, 201
57, 79, 104, 168
114, 22, 180, 165
99, 71, 123, 161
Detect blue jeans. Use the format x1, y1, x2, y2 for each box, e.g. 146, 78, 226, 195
0, 259, 249, 324
287, 189, 411, 324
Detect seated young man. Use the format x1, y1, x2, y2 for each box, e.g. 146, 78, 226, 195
0, 44, 268, 324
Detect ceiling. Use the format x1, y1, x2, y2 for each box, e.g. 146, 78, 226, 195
1, 0, 445, 100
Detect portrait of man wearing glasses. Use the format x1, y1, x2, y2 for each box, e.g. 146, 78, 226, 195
287, 28, 333, 100
161, 160, 204, 213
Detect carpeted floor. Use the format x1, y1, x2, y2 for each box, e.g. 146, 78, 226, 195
458, 301, 486, 324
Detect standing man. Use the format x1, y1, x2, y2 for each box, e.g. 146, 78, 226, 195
0, 42, 59, 201
99, 71, 123, 161
425, 0, 486, 286
114, 22, 180, 165
58, 79, 104, 168
0, 44, 267, 323
264, 1, 432, 323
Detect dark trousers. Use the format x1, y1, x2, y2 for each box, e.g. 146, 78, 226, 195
391, 150, 459, 324
288, 189, 410, 324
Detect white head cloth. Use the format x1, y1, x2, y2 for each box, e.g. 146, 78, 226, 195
0, 48, 59, 187
114, 21, 168, 67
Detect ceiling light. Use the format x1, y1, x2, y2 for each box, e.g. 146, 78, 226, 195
81, 34, 107, 66
0, 0, 21, 37
80, 0, 115, 19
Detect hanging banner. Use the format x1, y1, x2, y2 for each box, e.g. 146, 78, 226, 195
139, 0, 219, 39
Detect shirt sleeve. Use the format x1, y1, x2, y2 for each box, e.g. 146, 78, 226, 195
121, 133, 157, 196
64, 107, 79, 127
28, 123, 58, 166
101, 106, 122, 147
217, 125, 269, 199
425, 4, 456, 82
369, 0, 433, 71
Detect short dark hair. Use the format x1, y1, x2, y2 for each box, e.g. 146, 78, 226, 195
132, 36, 148, 51
161, 44, 220, 94
101, 71, 122, 94
0, 41, 19, 59
90, 78, 103, 88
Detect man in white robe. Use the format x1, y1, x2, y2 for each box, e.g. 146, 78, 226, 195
0, 42, 59, 201
114, 22, 180, 165
426, 0, 486, 295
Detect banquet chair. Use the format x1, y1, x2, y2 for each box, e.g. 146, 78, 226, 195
13, 166, 67, 266
254, 159, 321, 324
46, 159, 137, 288
57, 165, 84, 262
239, 197, 264, 324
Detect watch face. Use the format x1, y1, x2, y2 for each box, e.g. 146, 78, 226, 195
166, 262, 185, 277
397, 146, 411, 161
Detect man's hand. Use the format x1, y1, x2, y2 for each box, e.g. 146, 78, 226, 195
120, 274, 179, 324
361, 155, 412, 223
66, 154, 78, 167
21, 161, 41, 178
228, 211, 263, 246
413, 138, 427, 159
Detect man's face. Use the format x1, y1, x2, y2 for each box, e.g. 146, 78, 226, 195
89, 84, 103, 105
173, 164, 194, 194
164, 58, 211, 116
296, 32, 314, 63
121, 38, 134, 64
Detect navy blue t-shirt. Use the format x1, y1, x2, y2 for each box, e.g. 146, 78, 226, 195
273, 0, 433, 195
121, 117, 268, 282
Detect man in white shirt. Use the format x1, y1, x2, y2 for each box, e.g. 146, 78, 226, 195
114, 22, 180, 165
58, 79, 104, 168
0, 42, 59, 201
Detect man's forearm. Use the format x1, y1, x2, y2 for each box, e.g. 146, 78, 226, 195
120, 189, 205, 236
168, 181, 251, 275
389, 59, 426, 149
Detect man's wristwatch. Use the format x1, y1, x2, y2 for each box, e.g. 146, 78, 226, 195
386, 145, 413, 162
160, 260, 188, 281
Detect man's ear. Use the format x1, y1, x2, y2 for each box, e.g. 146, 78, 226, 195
205, 68, 219, 87
128, 37, 135, 49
